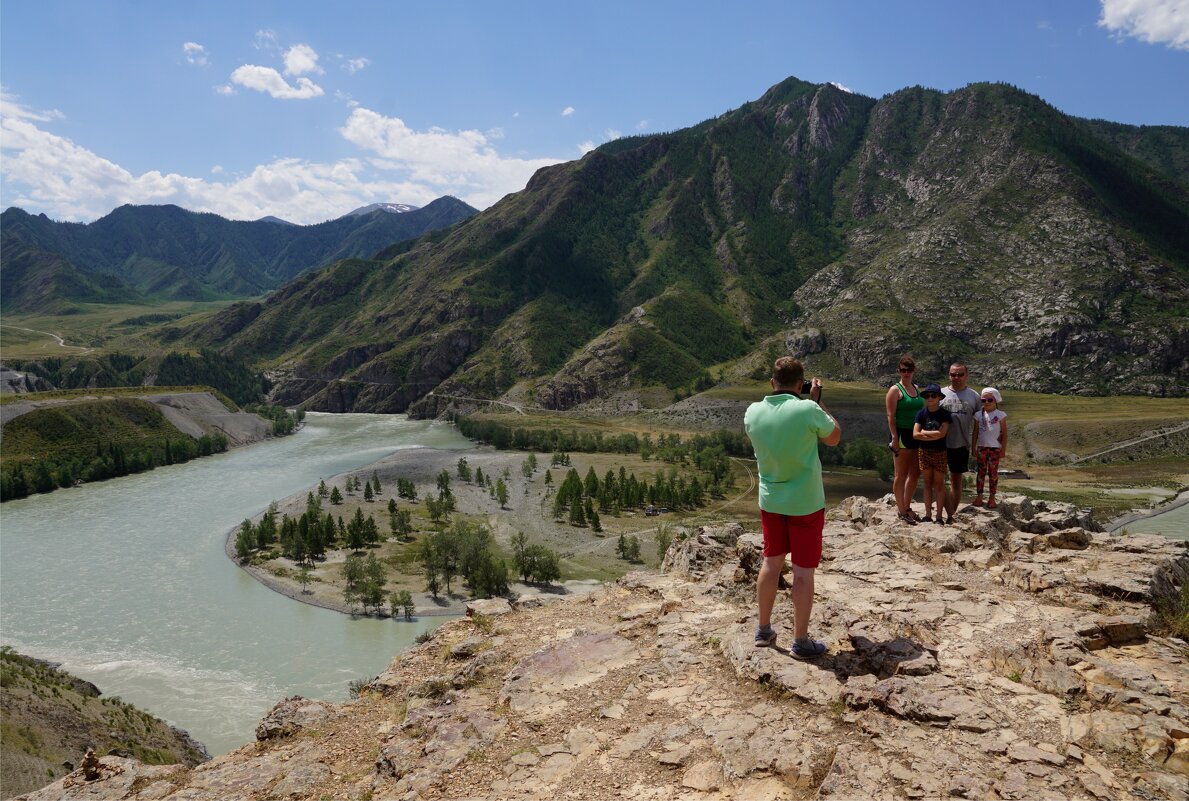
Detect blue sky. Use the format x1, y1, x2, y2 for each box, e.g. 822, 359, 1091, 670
2, 1, 1186, 224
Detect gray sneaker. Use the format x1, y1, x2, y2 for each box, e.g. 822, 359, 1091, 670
792, 637, 827, 659
755, 627, 777, 648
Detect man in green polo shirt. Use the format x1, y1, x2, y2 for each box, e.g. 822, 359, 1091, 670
744, 357, 841, 658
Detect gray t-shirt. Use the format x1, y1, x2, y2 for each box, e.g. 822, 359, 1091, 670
940, 386, 981, 449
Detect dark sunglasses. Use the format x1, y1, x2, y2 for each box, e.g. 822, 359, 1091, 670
949, 373, 966, 378
922, 393, 941, 398
898, 368, 914, 373
981, 398, 996, 403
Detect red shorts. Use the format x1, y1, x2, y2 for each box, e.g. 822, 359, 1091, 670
760, 508, 825, 568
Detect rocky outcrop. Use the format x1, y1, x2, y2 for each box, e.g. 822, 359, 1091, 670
20, 497, 1188, 800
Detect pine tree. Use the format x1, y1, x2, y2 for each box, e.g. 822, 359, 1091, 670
569, 498, 587, 527
364, 482, 374, 502
371, 471, 382, 494
330, 486, 343, 505
235, 520, 254, 560
590, 508, 602, 533
496, 479, 509, 508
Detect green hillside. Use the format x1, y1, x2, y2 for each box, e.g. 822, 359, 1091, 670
0, 237, 141, 312
0, 648, 208, 799
175, 77, 1187, 412
0, 397, 229, 501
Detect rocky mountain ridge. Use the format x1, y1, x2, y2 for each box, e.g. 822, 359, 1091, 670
175, 77, 1187, 413
0, 196, 477, 302
20, 495, 1188, 800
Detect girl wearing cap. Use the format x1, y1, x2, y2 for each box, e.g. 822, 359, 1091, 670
912, 384, 952, 523
974, 388, 1008, 509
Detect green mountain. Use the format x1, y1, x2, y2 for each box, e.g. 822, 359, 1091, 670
0, 196, 478, 303
0, 237, 142, 312
179, 77, 1189, 410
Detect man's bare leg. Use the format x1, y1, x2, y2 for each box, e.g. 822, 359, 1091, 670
757, 554, 785, 629
791, 564, 815, 639
947, 471, 961, 516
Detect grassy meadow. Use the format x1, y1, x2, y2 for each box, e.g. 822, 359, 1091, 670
0, 300, 241, 360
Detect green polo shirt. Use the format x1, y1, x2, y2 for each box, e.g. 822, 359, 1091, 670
744, 393, 836, 516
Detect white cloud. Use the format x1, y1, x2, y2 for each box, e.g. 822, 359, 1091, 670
283, 43, 323, 76
213, 84, 235, 96
0, 95, 565, 222
562, 106, 575, 117
636, 119, 648, 130
605, 128, 622, 141
828, 81, 854, 93
230, 65, 324, 100
0, 90, 63, 122
1037, 19, 1052, 30
578, 141, 596, 154
343, 57, 370, 74
512, 111, 520, 118
253, 30, 277, 50
183, 42, 208, 66
1099, 0, 1189, 49
339, 107, 563, 208
335, 90, 360, 108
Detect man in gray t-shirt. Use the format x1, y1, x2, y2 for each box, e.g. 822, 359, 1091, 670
941, 363, 981, 521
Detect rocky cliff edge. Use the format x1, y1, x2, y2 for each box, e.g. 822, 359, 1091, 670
19, 496, 1188, 800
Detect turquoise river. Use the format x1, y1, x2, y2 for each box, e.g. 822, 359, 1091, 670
0, 413, 472, 755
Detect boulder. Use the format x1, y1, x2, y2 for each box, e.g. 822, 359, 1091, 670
255, 696, 335, 740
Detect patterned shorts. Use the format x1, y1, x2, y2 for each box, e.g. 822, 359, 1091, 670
917, 448, 948, 471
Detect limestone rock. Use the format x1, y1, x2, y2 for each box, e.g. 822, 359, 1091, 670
255, 696, 335, 740
466, 597, 513, 617
499, 632, 640, 715
22, 493, 1187, 801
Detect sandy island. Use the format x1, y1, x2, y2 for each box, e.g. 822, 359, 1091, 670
224, 445, 611, 618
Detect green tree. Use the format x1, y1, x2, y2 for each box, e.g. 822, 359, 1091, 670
343, 554, 364, 608
569, 497, 587, 527
362, 514, 380, 546
387, 498, 397, 515
625, 535, 641, 562
655, 523, 673, 561
390, 589, 415, 620
347, 508, 367, 552
364, 481, 374, 502
390, 509, 413, 541
456, 457, 472, 482
318, 479, 329, 498
511, 531, 529, 581
544, 469, 553, 486
371, 471, 382, 494
234, 520, 254, 560
421, 538, 441, 599
297, 565, 313, 594
589, 508, 602, 533
496, 478, 509, 509
475, 466, 485, 486
330, 486, 344, 505
360, 554, 387, 613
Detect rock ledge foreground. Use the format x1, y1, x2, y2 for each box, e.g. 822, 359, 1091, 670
19, 495, 1188, 800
